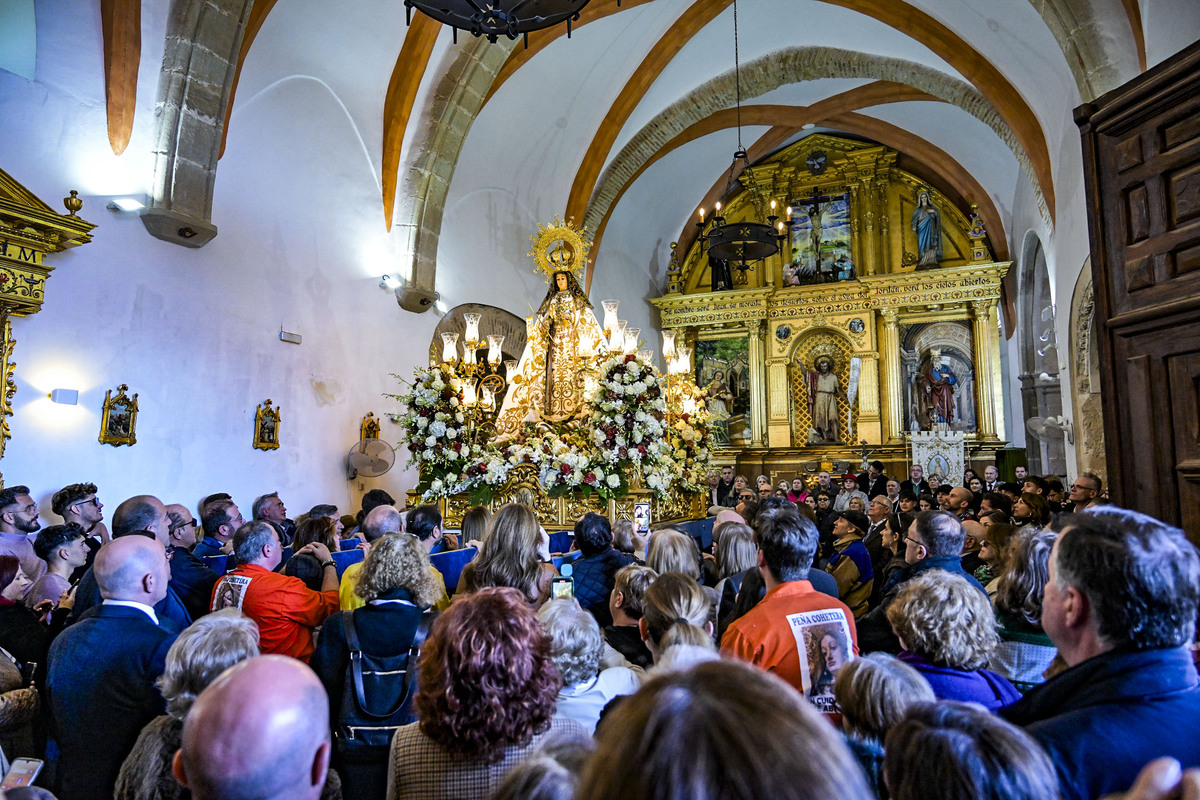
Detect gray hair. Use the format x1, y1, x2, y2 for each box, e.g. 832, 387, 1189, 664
231, 521, 278, 566
157, 609, 260, 718
538, 598, 603, 687
251, 492, 279, 520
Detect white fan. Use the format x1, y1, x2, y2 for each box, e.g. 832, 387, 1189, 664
1025, 416, 1073, 444
346, 438, 396, 480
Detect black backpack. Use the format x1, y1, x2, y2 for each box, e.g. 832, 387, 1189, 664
334, 608, 434, 755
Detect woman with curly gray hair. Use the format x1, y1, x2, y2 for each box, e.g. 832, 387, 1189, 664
886, 571, 1020, 710
115, 609, 260, 800
537, 598, 639, 734
312, 532, 442, 800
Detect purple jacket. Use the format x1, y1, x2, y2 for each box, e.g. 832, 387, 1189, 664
898, 650, 1021, 710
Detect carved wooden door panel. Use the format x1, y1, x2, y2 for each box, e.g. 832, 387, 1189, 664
1077, 41, 1200, 531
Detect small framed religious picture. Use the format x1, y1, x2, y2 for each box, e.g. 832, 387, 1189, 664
848, 318, 865, 334
99, 385, 138, 447
253, 400, 280, 450
361, 412, 381, 441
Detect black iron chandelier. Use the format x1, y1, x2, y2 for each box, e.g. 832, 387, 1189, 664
405, 0, 597, 43
696, 0, 784, 269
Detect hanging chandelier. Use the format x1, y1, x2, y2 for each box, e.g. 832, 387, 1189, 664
405, 0, 596, 44
696, 0, 784, 269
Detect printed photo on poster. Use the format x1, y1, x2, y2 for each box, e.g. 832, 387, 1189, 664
212, 574, 252, 611
787, 608, 855, 714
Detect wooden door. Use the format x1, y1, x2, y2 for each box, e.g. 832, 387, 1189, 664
1076, 41, 1200, 534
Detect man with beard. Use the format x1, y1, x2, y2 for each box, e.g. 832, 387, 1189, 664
0, 485, 47, 586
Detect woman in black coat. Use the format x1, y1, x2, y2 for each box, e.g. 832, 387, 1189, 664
310, 534, 441, 800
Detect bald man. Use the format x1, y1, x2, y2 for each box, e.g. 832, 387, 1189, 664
945, 487, 975, 522
337, 504, 402, 611
68, 494, 193, 628
174, 655, 331, 800
165, 502, 220, 621
46, 536, 178, 800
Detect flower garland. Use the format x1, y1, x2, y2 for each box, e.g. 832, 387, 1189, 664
391, 352, 711, 501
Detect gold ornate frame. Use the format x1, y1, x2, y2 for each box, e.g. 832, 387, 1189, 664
253, 399, 280, 450
99, 384, 138, 446
360, 411, 381, 441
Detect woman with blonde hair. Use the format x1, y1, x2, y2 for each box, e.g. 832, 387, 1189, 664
459, 504, 557, 605
116, 610, 260, 800
311, 533, 442, 799
459, 505, 492, 550
639, 572, 715, 670
645, 529, 700, 580
886, 571, 1019, 710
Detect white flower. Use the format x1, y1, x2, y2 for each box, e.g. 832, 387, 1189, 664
424, 436, 436, 447
430, 478, 443, 491
429, 420, 447, 437
607, 474, 620, 488
447, 428, 458, 439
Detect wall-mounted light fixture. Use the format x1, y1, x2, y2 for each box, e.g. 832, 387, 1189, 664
49, 388, 79, 405
106, 197, 145, 213
379, 274, 401, 290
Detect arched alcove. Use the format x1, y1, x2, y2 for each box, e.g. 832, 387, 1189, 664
1017, 233, 1066, 476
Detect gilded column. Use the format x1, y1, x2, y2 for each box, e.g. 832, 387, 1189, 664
879, 307, 903, 442
748, 321, 766, 447
847, 183, 863, 273
877, 180, 891, 274
971, 299, 1003, 441
861, 178, 877, 277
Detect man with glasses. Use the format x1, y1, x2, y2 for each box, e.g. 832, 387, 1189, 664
194, 500, 245, 560
52, 482, 108, 580
0, 485, 47, 589
1065, 473, 1103, 512
856, 510, 985, 653
167, 503, 221, 621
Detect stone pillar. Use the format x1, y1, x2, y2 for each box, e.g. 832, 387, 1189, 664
879, 307, 903, 442
971, 299, 1003, 441
749, 322, 766, 447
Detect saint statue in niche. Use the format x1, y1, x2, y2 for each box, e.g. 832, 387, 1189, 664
803, 356, 843, 443
494, 221, 608, 440
919, 349, 958, 424
706, 370, 734, 446
911, 190, 942, 268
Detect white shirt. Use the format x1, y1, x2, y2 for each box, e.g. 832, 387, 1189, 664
554, 667, 640, 734
102, 599, 159, 625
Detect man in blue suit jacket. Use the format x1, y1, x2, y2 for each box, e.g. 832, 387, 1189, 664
46, 535, 179, 800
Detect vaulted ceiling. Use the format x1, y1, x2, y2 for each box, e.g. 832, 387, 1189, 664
96, 0, 1189, 303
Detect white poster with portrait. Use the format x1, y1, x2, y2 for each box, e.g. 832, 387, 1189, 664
787, 608, 855, 714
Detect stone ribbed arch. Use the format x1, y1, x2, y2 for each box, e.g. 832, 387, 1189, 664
581, 47, 1050, 246
394, 37, 517, 290
1022, 0, 1143, 99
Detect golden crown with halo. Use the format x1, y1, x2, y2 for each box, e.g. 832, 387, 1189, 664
529, 217, 591, 283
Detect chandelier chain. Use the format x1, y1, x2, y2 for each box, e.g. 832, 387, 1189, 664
733, 0, 742, 152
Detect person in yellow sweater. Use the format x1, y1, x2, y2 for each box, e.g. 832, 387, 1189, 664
338, 504, 454, 612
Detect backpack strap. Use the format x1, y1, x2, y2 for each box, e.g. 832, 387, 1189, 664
347, 609, 435, 720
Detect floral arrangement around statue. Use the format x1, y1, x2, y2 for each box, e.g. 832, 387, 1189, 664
391, 354, 710, 503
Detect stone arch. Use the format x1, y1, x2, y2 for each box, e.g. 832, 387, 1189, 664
1024, 0, 1142, 100
582, 47, 1051, 243
394, 37, 517, 292
141, 0, 257, 248
1068, 258, 1106, 480
1017, 231, 1066, 476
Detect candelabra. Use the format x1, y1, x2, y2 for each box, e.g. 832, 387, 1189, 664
440, 313, 512, 440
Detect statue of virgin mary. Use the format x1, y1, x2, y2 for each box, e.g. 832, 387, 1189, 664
495, 221, 609, 439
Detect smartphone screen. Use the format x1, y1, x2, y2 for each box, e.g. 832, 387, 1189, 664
550, 577, 574, 599
633, 502, 651, 537
1, 758, 43, 788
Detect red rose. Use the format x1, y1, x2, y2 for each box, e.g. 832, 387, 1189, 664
584, 471, 596, 483
453, 442, 462, 452
638, 445, 646, 455
560, 463, 572, 475
624, 354, 636, 363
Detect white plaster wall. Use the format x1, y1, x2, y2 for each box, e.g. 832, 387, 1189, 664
0, 4, 443, 518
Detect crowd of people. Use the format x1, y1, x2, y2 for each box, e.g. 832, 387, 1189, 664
0, 462, 1193, 800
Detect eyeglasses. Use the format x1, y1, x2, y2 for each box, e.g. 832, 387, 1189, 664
1070, 483, 1096, 492
904, 535, 925, 549
173, 519, 198, 530
71, 497, 102, 509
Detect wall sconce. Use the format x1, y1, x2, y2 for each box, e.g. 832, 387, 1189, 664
379, 274, 401, 290
106, 197, 145, 213
49, 388, 79, 405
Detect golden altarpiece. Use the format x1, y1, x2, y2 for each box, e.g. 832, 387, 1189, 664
652, 136, 1010, 482
0, 169, 95, 486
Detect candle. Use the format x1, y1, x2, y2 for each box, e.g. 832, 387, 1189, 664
487, 334, 505, 365
662, 330, 676, 360
441, 332, 459, 364
463, 313, 481, 343
625, 328, 641, 355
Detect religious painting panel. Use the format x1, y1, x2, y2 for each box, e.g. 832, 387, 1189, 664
787, 193, 852, 285
787, 332, 856, 445
694, 337, 751, 447
900, 322, 977, 433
